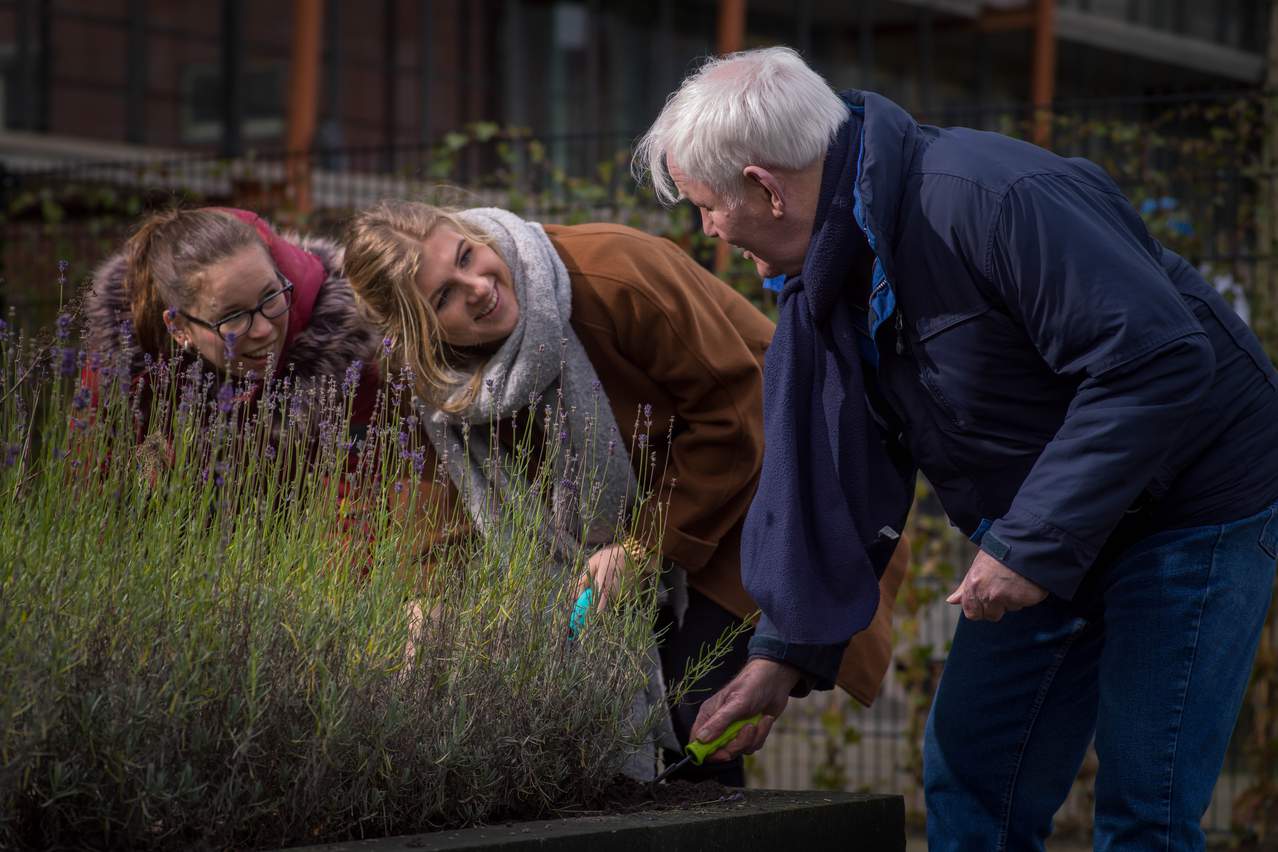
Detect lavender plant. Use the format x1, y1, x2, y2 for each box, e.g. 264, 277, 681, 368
0, 315, 714, 850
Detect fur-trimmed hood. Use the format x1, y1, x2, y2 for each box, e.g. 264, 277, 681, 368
83, 222, 380, 392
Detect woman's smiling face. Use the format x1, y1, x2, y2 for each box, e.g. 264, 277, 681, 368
415, 226, 519, 348
175, 244, 290, 375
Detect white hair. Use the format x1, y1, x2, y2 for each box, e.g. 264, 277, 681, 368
632, 46, 849, 206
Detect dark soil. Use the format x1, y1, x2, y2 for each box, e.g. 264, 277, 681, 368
559, 775, 744, 817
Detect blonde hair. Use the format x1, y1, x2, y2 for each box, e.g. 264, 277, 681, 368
343, 199, 495, 412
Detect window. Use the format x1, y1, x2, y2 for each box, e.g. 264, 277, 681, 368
180, 62, 285, 144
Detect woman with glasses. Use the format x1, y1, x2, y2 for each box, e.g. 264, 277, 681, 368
83, 206, 380, 428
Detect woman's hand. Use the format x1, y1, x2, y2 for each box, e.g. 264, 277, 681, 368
577, 544, 627, 610
577, 542, 649, 611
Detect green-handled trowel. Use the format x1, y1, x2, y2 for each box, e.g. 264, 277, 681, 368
651, 713, 764, 785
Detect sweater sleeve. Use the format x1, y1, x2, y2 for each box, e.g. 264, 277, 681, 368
981, 174, 1214, 598
594, 248, 769, 572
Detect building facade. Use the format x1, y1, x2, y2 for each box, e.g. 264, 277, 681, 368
0, 0, 1270, 162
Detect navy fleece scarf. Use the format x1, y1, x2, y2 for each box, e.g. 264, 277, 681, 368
741, 105, 908, 645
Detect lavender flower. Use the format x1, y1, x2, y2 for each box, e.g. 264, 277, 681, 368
222, 331, 238, 363
55, 313, 71, 341
642, 404, 652, 420
343, 360, 363, 396
58, 347, 78, 377
382, 335, 394, 357
393, 481, 404, 494
217, 382, 235, 414
264, 444, 277, 461
72, 387, 91, 410
637, 434, 648, 449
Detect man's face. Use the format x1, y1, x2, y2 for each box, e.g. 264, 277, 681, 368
668, 159, 788, 279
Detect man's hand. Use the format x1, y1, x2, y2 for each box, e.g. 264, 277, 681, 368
690, 658, 800, 762
946, 549, 1048, 621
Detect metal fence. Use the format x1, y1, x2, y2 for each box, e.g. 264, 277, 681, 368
2, 90, 1276, 840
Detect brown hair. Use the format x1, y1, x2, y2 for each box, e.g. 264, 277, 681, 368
122, 208, 263, 355
343, 200, 495, 412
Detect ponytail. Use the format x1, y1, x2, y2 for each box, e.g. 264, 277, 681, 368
123, 208, 183, 356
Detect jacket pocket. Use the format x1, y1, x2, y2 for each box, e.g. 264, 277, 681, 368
915, 306, 992, 342
913, 306, 994, 431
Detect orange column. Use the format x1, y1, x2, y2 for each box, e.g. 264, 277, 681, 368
714, 0, 747, 276
717, 0, 746, 54
1031, 0, 1056, 148
286, 0, 325, 216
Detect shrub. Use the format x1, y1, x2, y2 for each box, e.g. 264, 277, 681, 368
0, 316, 702, 850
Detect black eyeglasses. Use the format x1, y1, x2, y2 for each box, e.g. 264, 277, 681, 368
180, 279, 294, 341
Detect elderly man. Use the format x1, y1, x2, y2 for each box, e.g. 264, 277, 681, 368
634, 46, 1278, 850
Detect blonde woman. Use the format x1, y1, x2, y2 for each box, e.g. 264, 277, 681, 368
343, 201, 906, 783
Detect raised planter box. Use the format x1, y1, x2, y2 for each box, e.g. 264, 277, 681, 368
280, 790, 904, 852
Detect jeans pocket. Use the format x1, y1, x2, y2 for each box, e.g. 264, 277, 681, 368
1259, 506, 1278, 561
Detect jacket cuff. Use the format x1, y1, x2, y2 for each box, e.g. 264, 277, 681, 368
747, 623, 846, 697
981, 509, 1098, 600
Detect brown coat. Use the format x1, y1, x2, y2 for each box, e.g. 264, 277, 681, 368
421, 223, 907, 705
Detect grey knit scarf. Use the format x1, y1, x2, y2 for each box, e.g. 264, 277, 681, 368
420, 208, 677, 777
426, 208, 633, 553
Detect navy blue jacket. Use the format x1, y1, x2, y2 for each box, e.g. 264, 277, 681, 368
747, 91, 1278, 688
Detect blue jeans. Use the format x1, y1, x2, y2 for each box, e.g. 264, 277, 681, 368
924, 501, 1278, 851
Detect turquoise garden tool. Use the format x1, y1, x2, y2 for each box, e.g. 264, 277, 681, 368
650, 713, 764, 784
568, 588, 593, 640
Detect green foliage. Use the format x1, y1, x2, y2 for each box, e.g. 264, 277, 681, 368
0, 314, 703, 849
